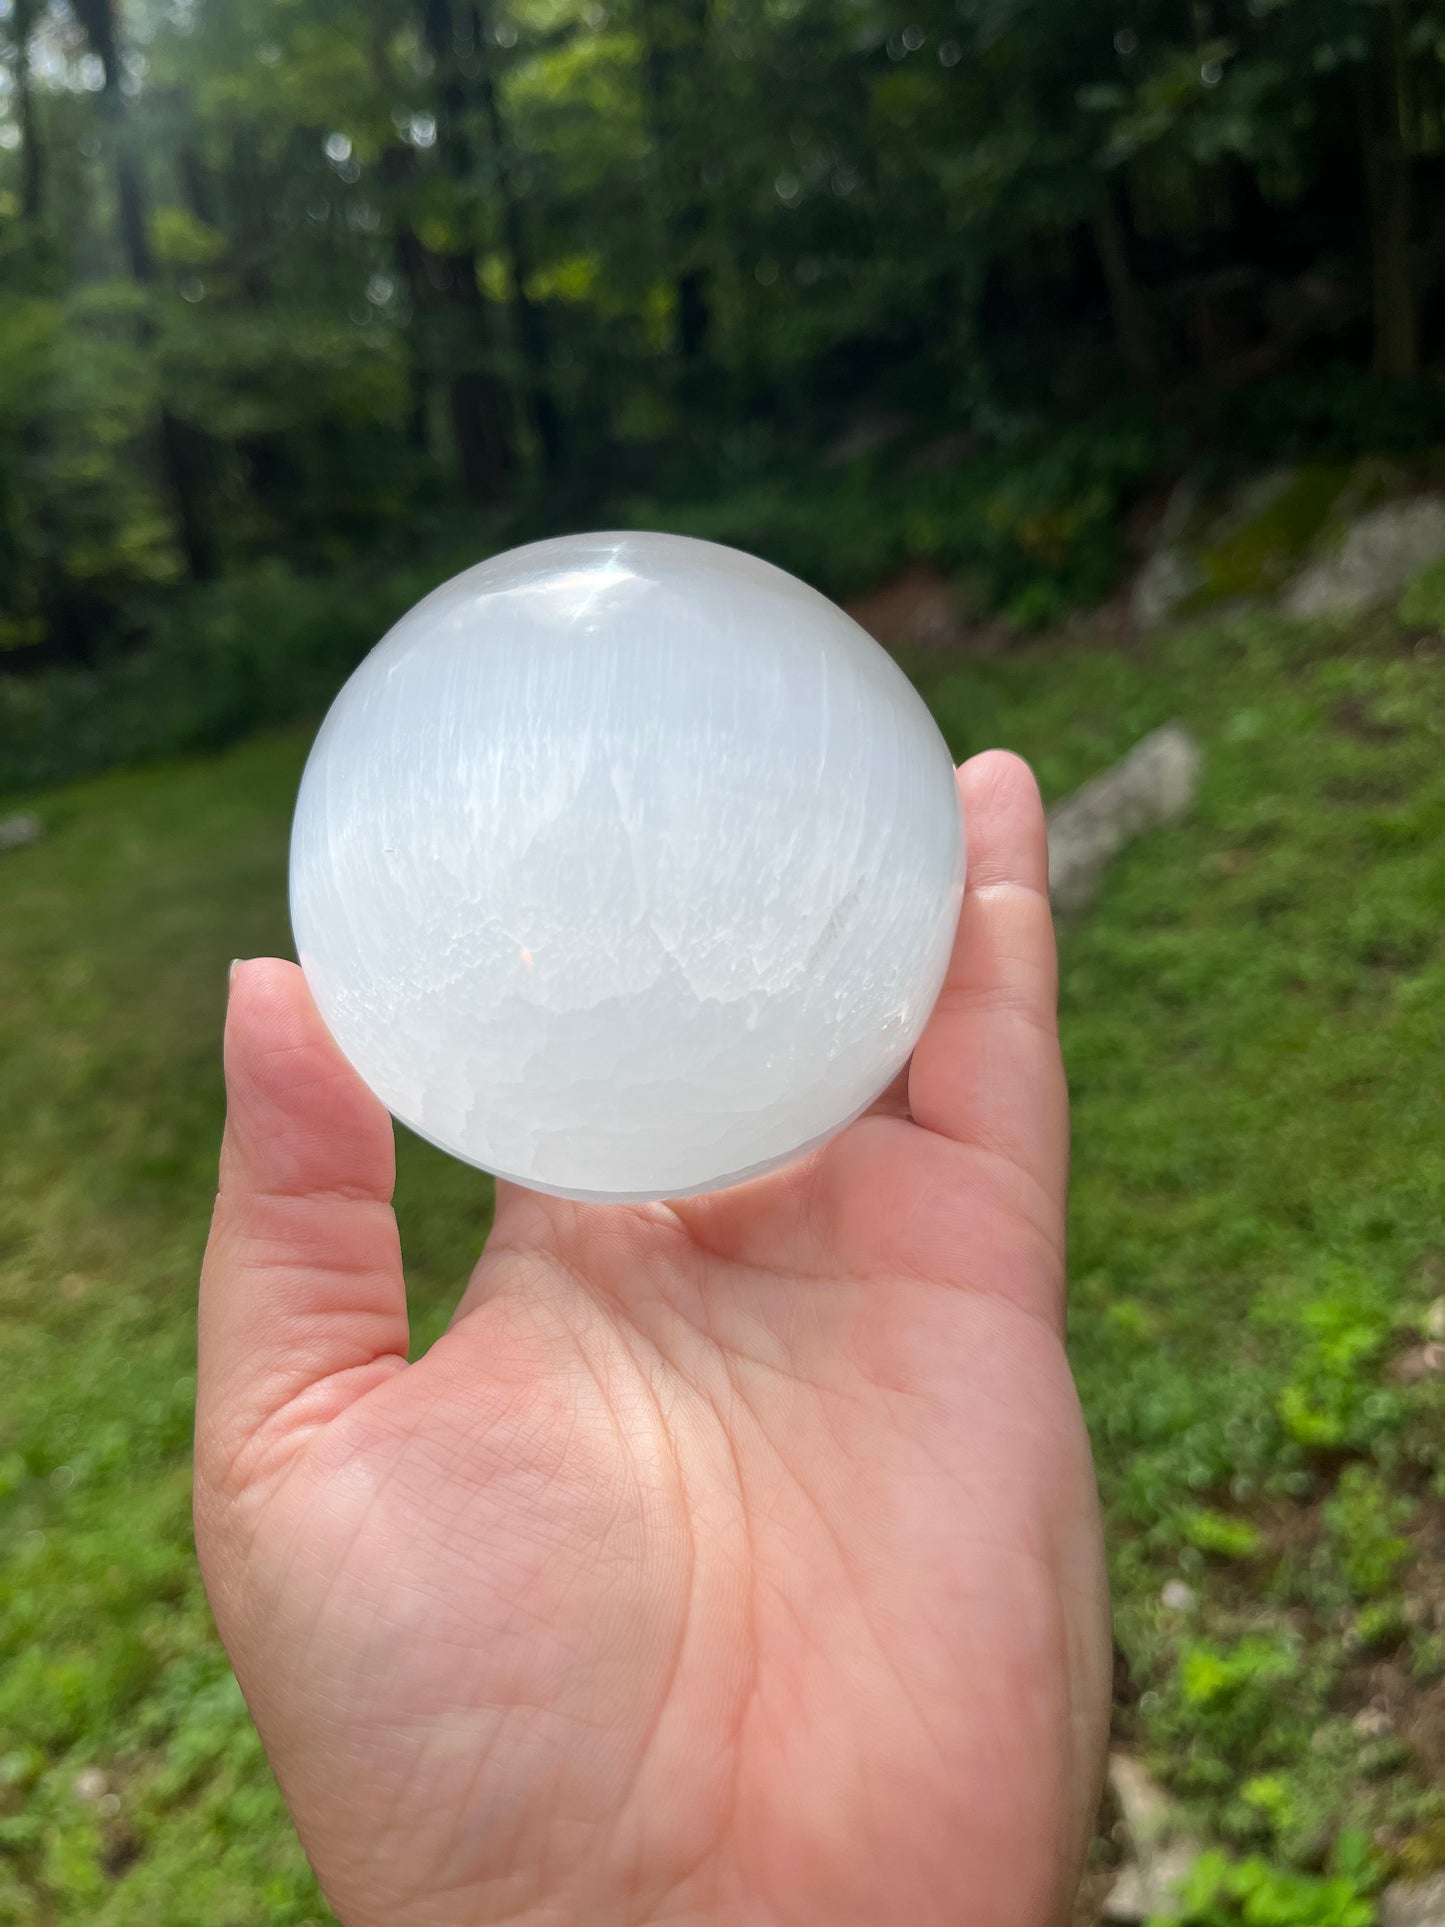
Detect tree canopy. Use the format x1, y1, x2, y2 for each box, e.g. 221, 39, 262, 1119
2, 0, 1445, 667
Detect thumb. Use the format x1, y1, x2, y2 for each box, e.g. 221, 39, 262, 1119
196, 959, 409, 1506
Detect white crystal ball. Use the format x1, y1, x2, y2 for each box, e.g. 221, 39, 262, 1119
290, 532, 964, 1202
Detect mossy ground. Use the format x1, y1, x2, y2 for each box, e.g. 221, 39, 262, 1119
1190, 464, 1354, 606
1, 603, 1442, 1922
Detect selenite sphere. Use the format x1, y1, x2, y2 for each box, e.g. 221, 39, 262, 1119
289, 532, 964, 1202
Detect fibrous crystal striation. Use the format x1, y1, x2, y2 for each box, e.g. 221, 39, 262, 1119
290, 532, 964, 1201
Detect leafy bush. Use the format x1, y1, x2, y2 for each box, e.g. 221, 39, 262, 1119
1181, 1510, 1266, 1562
1175, 1636, 1301, 1764
1205, 368, 1445, 470
0, 557, 447, 794
0, 398, 1176, 795
647, 406, 1178, 625
1397, 554, 1445, 632
1351, 1600, 1407, 1653
644, 476, 911, 605
1158, 1836, 1378, 1927
1274, 1280, 1400, 1455
7, 408, 1172, 790
1323, 1469, 1413, 1602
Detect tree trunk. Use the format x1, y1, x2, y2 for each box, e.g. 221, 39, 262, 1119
113, 113, 217, 578
112, 124, 154, 281
676, 259, 709, 365
432, 248, 512, 503
413, 0, 513, 503
1366, 145, 1415, 378
448, 365, 511, 503
1362, 11, 1419, 380
641, 0, 712, 367
73, 0, 218, 579
473, 4, 562, 477
228, 132, 272, 304
387, 157, 511, 502
1093, 188, 1160, 390
373, 134, 434, 469
178, 141, 216, 231
12, 0, 43, 221
158, 408, 217, 581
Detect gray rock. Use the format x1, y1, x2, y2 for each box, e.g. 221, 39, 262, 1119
1048, 725, 1202, 913
1381, 1874, 1445, 1927
1283, 497, 1445, 619
1131, 548, 1202, 633
1133, 468, 1317, 633
1350, 1700, 1394, 1740
1103, 1842, 1201, 1924
0, 812, 42, 852
1102, 1754, 1201, 1923
1157, 474, 1202, 547
1391, 1343, 1445, 1384
1108, 1753, 1178, 1852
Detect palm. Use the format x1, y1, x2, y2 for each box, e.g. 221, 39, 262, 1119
197, 755, 1110, 1927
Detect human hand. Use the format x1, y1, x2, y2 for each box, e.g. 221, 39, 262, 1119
195, 750, 1110, 1927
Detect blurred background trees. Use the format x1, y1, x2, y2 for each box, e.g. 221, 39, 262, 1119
3, 14, 1444, 1917
3, 0, 1445, 688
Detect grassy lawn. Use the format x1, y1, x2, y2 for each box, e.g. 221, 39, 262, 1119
1, 607, 1442, 1922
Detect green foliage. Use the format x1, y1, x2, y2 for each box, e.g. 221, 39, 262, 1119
1323, 1469, 1413, 1603
0, 284, 181, 653
1275, 1280, 1401, 1456
3, 400, 1187, 786
1159, 1836, 1378, 1927
149, 208, 226, 269
1192, 468, 1352, 607
1205, 372, 1445, 474
1181, 1510, 1265, 1563
643, 475, 911, 605
924, 420, 1167, 618
1351, 1600, 1407, 1654
994, 605, 1445, 1859
647, 409, 1177, 620
3, 0, 1445, 688
0, 555, 455, 791
1172, 1636, 1303, 1768
1397, 555, 1445, 632
0, 722, 489, 1921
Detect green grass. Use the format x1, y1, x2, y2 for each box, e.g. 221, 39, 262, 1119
1, 608, 1442, 1921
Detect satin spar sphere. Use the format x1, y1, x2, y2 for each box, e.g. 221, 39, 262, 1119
289, 532, 965, 1202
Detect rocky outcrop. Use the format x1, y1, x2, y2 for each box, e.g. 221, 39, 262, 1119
0, 812, 42, 852
1282, 498, 1445, 619
1100, 1753, 1201, 1923
1048, 726, 1201, 913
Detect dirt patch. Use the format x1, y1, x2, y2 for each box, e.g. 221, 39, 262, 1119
1400, 1675, 1445, 1789
1330, 1501, 1445, 1793
1336, 1652, 1445, 1789
845, 562, 1007, 656
1331, 695, 1408, 744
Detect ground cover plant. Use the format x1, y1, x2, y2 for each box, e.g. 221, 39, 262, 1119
0, 594, 1441, 1923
